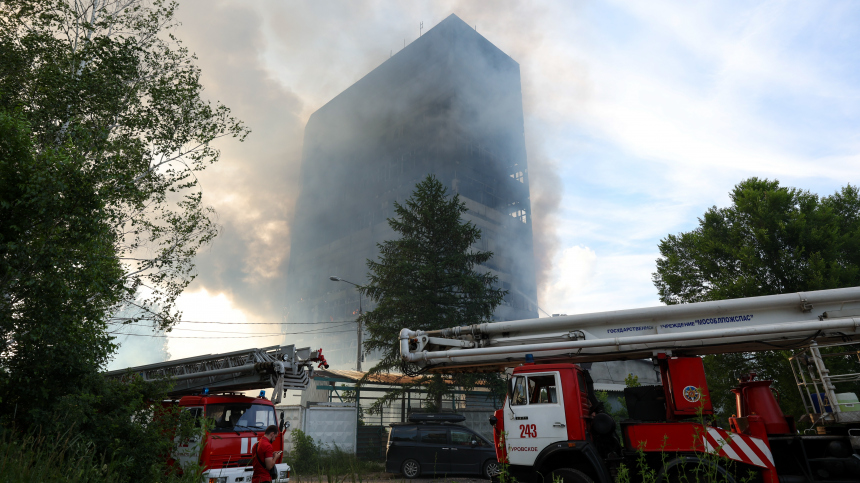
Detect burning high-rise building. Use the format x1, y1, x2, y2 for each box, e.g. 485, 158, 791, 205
284, 14, 538, 368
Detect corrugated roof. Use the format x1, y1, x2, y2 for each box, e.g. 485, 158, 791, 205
313, 369, 483, 387
314, 369, 426, 385
593, 383, 626, 393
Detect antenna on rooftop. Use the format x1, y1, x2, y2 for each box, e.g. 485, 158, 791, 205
419, 21, 423, 37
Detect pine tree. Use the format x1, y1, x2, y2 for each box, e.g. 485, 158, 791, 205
359, 175, 506, 412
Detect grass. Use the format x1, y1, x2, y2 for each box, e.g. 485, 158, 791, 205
0, 425, 202, 483
611, 397, 759, 483
286, 430, 385, 483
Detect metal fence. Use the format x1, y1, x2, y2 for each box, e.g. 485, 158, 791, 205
280, 376, 500, 460
357, 425, 388, 461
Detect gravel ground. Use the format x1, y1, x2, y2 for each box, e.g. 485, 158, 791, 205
292, 474, 490, 483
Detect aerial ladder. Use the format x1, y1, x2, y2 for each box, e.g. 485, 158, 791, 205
399, 287, 860, 483
105, 345, 329, 483
104, 344, 328, 403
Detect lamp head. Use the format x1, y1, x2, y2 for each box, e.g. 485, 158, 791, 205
329, 276, 340, 281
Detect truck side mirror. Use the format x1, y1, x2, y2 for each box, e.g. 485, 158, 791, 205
506, 378, 513, 400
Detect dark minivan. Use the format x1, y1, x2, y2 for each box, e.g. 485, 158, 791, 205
386, 414, 499, 479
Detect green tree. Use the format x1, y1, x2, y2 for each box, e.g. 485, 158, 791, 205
0, 0, 245, 413
0, 0, 247, 330
0, 0, 246, 479
0, 109, 123, 414
359, 175, 507, 412
653, 178, 860, 423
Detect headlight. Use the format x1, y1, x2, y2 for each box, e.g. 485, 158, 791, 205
206, 478, 227, 483
280, 470, 289, 478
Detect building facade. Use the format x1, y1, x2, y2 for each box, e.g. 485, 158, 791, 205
284, 14, 538, 368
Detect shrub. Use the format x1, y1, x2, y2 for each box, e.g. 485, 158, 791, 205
285, 429, 383, 480
0, 425, 202, 483
289, 429, 321, 474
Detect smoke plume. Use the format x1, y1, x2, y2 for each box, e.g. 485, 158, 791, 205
163, 1, 581, 338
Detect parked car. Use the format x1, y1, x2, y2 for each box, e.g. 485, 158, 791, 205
386, 414, 500, 479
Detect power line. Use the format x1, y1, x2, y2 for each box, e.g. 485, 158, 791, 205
109, 329, 356, 339
109, 326, 352, 336
110, 321, 354, 335
108, 318, 358, 325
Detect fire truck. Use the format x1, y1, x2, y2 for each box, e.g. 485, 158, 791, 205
398, 287, 860, 482
104, 345, 328, 483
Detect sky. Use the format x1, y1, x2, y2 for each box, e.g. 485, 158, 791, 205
108, 0, 860, 369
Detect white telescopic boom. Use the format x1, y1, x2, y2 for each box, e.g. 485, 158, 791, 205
400, 287, 860, 373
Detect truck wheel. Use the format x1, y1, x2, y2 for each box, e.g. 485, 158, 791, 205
402, 459, 421, 479
483, 459, 502, 479
549, 468, 593, 483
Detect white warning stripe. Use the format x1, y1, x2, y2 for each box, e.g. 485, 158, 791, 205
705, 428, 774, 469
730, 435, 765, 468
707, 428, 740, 461
750, 437, 775, 466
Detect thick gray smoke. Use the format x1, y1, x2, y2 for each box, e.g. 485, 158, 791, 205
282, 13, 548, 367
171, 0, 305, 326
138, 1, 578, 352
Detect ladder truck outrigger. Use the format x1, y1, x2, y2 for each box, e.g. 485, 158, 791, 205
399, 287, 860, 483
105, 345, 329, 483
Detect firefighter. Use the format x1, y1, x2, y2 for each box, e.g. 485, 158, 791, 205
252, 425, 283, 483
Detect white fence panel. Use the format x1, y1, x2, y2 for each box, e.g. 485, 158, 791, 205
303, 404, 357, 453
461, 409, 495, 441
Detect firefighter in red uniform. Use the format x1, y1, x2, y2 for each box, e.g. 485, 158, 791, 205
252, 425, 282, 483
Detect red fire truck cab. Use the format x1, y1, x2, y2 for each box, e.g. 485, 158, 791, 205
174, 392, 290, 483
491, 355, 860, 483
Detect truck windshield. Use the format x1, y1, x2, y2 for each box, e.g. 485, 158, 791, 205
206, 403, 276, 432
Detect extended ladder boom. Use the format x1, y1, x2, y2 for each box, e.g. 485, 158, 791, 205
400, 287, 860, 373
104, 345, 328, 403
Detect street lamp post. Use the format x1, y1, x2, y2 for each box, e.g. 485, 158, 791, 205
330, 276, 363, 372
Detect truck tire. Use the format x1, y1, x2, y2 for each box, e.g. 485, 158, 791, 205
401, 459, 421, 479
549, 468, 593, 483
483, 459, 502, 479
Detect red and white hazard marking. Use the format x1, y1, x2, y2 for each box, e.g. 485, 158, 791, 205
703, 427, 774, 469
